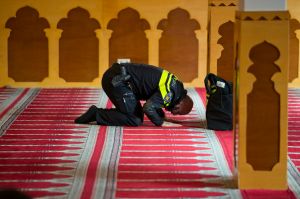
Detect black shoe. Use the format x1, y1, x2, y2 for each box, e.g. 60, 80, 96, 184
75, 105, 98, 124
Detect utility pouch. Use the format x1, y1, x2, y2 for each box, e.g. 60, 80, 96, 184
122, 91, 138, 114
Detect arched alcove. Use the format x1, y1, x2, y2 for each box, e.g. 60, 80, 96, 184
5, 6, 49, 82
157, 8, 200, 82
217, 20, 234, 82
107, 7, 150, 66
247, 41, 281, 171
57, 7, 100, 82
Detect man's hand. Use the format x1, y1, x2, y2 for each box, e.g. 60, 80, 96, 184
161, 121, 182, 127
156, 108, 165, 119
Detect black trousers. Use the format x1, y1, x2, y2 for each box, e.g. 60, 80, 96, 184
96, 64, 144, 126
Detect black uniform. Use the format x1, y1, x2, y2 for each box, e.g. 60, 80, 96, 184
95, 63, 187, 126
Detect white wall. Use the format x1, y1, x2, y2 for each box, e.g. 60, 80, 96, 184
240, 0, 287, 11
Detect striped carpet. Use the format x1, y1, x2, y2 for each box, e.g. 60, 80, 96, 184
287, 88, 300, 198
0, 87, 299, 198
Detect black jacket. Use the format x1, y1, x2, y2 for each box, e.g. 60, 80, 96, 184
120, 63, 187, 126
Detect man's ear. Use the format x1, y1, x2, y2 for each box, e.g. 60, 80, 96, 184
172, 104, 180, 111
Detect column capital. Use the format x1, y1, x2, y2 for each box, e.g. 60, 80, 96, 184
145, 29, 162, 39
209, 0, 239, 7
96, 29, 112, 38
45, 29, 62, 39
0, 29, 10, 37
195, 29, 206, 38
296, 30, 300, 39
236, 10, 290, 21
42, 28, 65, 85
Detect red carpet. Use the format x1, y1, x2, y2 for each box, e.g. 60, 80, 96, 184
0, 88, 108, 198
0, 87, 299, 198
199, 88, 299, 199
288, 89, 300, 172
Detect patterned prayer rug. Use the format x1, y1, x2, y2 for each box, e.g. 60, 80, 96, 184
0, 87, 299, 199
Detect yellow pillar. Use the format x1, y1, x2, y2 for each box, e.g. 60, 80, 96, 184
289, 30, 300, 87
235, 11, 289, 189
97, 29, 112, 88
208, 0, 238, 76
189, 29, 207, 87
0, 29, 14, 86
43, 28, 65, 86
146, 30, 161, 67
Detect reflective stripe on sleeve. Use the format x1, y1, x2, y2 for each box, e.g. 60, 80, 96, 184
159, 70, 172, 106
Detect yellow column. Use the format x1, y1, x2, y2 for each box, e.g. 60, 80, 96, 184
146, 30, 161, 66
43, 28, 65, 86
0, 29, 14, 86
97, 29, 112, 88
188, 29, 207, 87
208, 0, 238, 76
235, 11, 289, 189
289, 30, 300, 87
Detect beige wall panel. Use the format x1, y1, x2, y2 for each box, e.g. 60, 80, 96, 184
0, 0, 207, 88
0, 0, 106, 87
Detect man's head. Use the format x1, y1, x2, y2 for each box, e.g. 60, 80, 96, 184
170, 95, 193, 115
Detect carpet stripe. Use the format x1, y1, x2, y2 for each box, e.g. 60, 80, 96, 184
288, 159, 300, 199
100, 126, 122, 199
0, 88, 106, 198
79, 125, 108, 199
68, 90, 109, 199
113, 88, 242, 199
0, 88, 39, 136
192, 88, 241, 198
0, 88, 24, 116
288, 89, 300, 199
1, 87, 300, 198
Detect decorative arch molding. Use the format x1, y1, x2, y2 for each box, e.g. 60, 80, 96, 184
209, 0, 239, 7
236, 12, 290, 21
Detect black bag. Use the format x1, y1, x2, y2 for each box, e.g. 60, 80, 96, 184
204, 73, 233, 130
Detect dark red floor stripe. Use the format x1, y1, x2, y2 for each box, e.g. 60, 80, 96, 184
0, 88, 29, 119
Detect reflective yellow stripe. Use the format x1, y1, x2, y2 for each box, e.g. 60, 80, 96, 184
159, 70, 172, 106
211, 85, 217, 94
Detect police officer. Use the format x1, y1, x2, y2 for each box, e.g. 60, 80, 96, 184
74, 63, 193, 126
